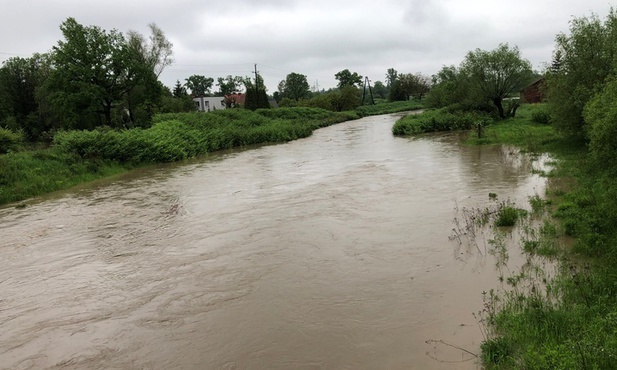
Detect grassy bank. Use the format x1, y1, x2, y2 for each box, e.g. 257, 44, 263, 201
458, 105, 617, 368
391, 107, 487, 135
0, 107, 358, 206
355, 99, 423, 117
398, 104, 617, 368
1, 102, 424, 207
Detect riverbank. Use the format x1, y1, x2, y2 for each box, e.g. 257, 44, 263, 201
393, 103, 617, 367
457, 105, 617, 368
0, 102, 422, 206
0, 111, 544, 369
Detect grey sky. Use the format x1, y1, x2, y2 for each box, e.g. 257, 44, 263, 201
0, 0, 614, 92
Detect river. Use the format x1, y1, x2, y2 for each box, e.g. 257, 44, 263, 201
0, 113, 549, 369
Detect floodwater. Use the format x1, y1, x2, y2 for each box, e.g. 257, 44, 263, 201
0, 113, 550, 369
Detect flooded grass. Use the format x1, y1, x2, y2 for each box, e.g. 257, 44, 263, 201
0, 150, 127, 206
392, 108, 484, 135
461, 104, 617, 369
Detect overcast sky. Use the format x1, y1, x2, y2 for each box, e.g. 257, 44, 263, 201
0, 0, 614, 92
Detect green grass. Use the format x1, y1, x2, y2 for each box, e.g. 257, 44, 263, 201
0, 103, 430, 206
466, 104, 562, 153
1, 107, 360, 205
355, 100, 423, 117
0, 150, 126, 205
392, 108, 487, 135
494, 206, 522, 227
473, 104, 617, 369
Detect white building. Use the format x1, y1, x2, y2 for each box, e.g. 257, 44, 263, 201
193, 96, 226, 112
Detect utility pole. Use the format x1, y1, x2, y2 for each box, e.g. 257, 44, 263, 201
362, 76, 375, 105
253, 63, 259, 97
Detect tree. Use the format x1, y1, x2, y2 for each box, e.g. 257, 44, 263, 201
414, 73, 431, 100
277, 79, 286, 96
0, 55, 51, 139
388, 73, 430, 101
461, 43, 533, 118
216, 75, 244, 95
385, 68, 398, 90
584, 76, 617, 172
372, 80, 387, 99
184, 75, 214, 96
126, 23, 173, 78
547, 9, 617, 137
284, 72, 310, 101
423, 65, 490, 111
330, 85, 361, 111
243, 74, 269, 110
390, 73, 415, 101
335, 69, 363, 88
160, 84, 194, 113
46, 18, 129, 129
122, 23, 173, 125
172, 80, 187, 97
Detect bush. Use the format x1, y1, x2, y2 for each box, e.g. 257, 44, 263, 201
495, 205, 521, 226
355, 100, 423, 117
52, 108, 357, 165
392, 108, 488, 135
0, 127, 24, 154
585, 77, 617, 174
531, 107, 552, 125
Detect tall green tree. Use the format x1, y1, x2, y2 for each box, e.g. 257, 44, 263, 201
461, 43, 533, 118
335, 69, 363, 88
173, 80, 187, 97
243, 75, 269, 110
584, 76, 617, 172
547, 9, 617, 137
184, 75, 214, 96
330, 85, 361, 111
160, 83, 194, 113
389, 73, 429, 101
0, 55, 52, 139
385, 68, 398, 90
283, 72, 310, 101
424, 65, 476, 109
47, 18, 129, 129
216, 75, 244, 96
372, 80, 387, 99
126, 23, 173, 78
122, 23, 173, 125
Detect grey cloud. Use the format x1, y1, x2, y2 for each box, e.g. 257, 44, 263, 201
1, 0, 614, 92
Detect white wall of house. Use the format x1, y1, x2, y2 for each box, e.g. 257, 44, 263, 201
193, 96, 226, 112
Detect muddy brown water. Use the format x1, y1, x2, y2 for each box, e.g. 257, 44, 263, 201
0, 113, 551, 369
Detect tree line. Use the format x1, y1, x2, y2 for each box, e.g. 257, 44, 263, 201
272, 67, 431, 112
421, 7, 617, 173
0, 18, 180, 140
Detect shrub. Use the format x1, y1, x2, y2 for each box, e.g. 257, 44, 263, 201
495, 206, 520, 226
531, 107, 552, 125
52, 108, 358, 165
392, 108, 488, 135
585, 77, 617, 174
0, 128, 24, 154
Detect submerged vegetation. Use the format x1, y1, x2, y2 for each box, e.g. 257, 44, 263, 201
392, 107, 486, 135
395, 7, 617, 368
3, 5, 617, 368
